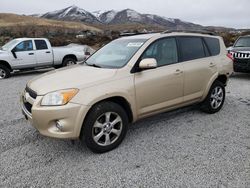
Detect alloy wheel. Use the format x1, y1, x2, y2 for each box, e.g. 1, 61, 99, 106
210, 86, 224, 109
92, 112, 123, 146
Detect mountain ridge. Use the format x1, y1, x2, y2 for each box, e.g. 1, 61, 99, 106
37, 5, 208, 30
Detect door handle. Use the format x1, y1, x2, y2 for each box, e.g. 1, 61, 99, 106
46, 51, 51, 54
28, 53, 34, 55
174, 69, 183, 75
209, 62, 216, 67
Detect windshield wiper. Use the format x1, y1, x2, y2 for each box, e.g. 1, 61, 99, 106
85, 62, 102, 68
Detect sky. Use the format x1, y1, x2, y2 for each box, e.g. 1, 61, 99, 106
1, 0, 249, 29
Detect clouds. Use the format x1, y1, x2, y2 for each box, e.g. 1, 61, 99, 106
0, 0, 249, 28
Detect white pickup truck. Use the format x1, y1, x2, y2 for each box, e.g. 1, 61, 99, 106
0, 38, 94, 79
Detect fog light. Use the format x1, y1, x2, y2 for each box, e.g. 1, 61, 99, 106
55, 120, 63, 131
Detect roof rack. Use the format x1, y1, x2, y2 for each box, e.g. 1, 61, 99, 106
162, 29, 216, 36
119, 31, 160, 37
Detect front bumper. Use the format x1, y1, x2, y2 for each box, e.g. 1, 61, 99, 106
233, 59, 250, 73
21, 91, 89, 139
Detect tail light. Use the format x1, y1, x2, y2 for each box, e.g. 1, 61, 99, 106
227, 52, 234, 61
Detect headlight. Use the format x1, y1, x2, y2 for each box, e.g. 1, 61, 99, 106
41, 89, 78, 106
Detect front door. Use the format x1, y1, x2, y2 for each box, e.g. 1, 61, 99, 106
12, 40, 36, 69
135, 37, 184, 117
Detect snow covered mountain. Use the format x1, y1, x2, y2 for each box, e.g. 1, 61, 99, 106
41, 5, 100, 23
39, 6, 203, 29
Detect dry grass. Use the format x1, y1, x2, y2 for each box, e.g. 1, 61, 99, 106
95, 23, 165, 32
0, 13, 101, 32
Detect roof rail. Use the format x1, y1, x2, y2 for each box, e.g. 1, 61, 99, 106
119, 31, 160, 37
162, 29, 216, 36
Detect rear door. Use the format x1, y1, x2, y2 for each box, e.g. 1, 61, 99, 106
135, 37, 184, 117
177, 36, 218, 102
34, 40, 53, 66
12, 40, 36, 68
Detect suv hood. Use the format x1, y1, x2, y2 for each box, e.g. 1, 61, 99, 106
0, 50, 7, 54
28, 65, 117, 95
232, 47, 250, 52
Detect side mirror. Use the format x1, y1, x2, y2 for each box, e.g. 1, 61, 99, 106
11, 49, 17, 59
139, 58, 157, 70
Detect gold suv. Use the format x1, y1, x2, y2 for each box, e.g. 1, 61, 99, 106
21, 31, 233, 153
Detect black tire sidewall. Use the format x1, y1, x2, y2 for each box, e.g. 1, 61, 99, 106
202, 81, 225, 114
82, 102, 128, 153
62, 58, 76, 67
0, 65, 11, 79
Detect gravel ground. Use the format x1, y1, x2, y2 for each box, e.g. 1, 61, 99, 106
0, 71, 249, 188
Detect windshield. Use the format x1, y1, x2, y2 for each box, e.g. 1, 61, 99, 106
2, 39, 20, 51
234, 37, 250, 47
85, 38, 147, 68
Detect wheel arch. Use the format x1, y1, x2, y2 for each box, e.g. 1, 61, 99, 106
78, 96, 134, 139
88, 96, 133, 123
216, 75, 228, 86
62, 54, 78, 63
202, 73, 228, 101
0, 60, 12, 71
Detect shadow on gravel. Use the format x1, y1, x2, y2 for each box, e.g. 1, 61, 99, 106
129, 105, 198, 131
11, 68, 54, 78
16, 105, 199, 156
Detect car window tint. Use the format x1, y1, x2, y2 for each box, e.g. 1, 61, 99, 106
15, 40, 33, 52
203, 41, 210, 57
204, 37, 220, 56
142, 38, 178, 66
35, 40, 48, 50
178, 37, 205, 61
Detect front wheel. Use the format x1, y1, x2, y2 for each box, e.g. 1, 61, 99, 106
201, 81, 225, 114
0, 65, 11, 79
81, 102, 128, 153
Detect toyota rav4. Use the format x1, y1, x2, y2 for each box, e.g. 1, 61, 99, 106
21, 31, 233, 153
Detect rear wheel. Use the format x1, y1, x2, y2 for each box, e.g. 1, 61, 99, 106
82, 101, 128, 153
53, 65, 62, 69
201, 81, 225, 114
0, 65, 11, 79
62, 58, 76, 67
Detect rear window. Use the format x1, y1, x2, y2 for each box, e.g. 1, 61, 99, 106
35, 40, 48, 50
178, 37, 206, 61
204, 37, 220, 56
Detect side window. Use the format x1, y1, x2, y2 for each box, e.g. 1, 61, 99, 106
35, 40, 48, 50
142, 38, 178, 66
178, 37, 205, 61
14, 40, 33, 52
204, 37, 220, 56
203, 41, 210, 57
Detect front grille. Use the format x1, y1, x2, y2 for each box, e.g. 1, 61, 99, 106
25, 86, 37, 99
233, 52, 250, 59
234, 58, 250, 64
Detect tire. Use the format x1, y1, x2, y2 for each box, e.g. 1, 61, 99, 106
53, 65, 62, 69
0, 65, 11, 79
62, 58, 76, 67
201, 80, 225, 114
81, 101, 128, 153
